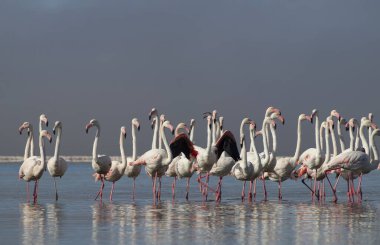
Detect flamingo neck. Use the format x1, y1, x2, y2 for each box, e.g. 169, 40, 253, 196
261, 119, 270, 165
324, 123, 331, 163
206, 122, 212, 153
161, 126, 172, 166
349, 125, 355, 151
212, 120, 217, 145
38, 134, 46, 171
30, 128, 35, 157
330, 122, 338, 157
270, 124, 277, 153
53, 127, 61, 160
359, 124, 370, 154
337, 122, 346, 152
92, 125, 100, 162
293, 117, 303, 162
120, 131, 126, 168
370, 131, 378, 163
159, 118, 163, 150
249, 127, 254, 152
24, 130, 32, 160
320, 123, 324, 152
190, 124, 195, 143
314, 114, 321, 154
132, 123, 137, 161
152, 115, 158, 150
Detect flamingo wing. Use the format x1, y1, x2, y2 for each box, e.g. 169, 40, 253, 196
170, 133, 198, 160
215, 131, 240, 161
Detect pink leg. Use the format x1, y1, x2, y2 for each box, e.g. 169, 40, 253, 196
333, 173, 341, 190
95, 176, 105, 201
262, 174, 267, 201
33, 180, 38, 203
241, 181, 246, 202
216, 177, 223, 202
253, 179, 257, 200
324, 170, 337, 202
158, 177, 162, 201
205, 173, 209, 201
346, 179, 351, 202
110, 182, 115, 201
172, 177, 176, 201
248, 180, 253, 202
356, 174, 363, 201
133, 178, 136, 200
26, 183, 30, 203
278, 180, 282, 200
198, 173, 202, 193
186, 177, 190, 200
312, 170, 318, 201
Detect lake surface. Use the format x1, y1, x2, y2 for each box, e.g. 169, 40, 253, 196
1, 163, 380, 244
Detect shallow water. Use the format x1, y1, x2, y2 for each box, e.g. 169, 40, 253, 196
1, 163, 380, 244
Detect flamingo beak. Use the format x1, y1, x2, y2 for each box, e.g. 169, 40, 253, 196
297, 166, 307, 177
306, 115, 312, 123
371, 123, 378, 129
345, 122, 350, 131
85, 124, 92, 134
53, 129, 56, 135
138, 125, 141, 131
279, 115, 285, 125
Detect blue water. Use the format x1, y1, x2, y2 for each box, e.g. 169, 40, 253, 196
1, 163, 380, 244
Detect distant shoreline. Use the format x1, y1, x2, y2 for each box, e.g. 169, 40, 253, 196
0, 156, 123, 163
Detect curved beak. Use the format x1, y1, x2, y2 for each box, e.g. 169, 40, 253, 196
345, 122, 350, 131
278, 115, 285, 125
85, 123, 92, 134
305, 115, 312, 123
53, 129, 56, 135
371, 123, 378, 130
137, 125, 141, 131
296, 165, 308, 177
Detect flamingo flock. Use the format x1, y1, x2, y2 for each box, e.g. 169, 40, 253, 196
18, 107, 380, 204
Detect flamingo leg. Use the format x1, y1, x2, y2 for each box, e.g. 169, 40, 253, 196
324, 171, 337, 202
33, 180, 38, 203
278, 179, 282, 200
172, 177, 176, 201
158, 177, 162, 201
262, 174, 267, 201
205, 173, 209, 201
349, 175, 355, 203
312, 170, 319, 201
133, 178, 136, 200
248, 180, 253, 202
26, 183, 30, 203
241, 181, 246, 202
356, 174, 363, 201
216, 177, 223, 202
333, 173, 341, 191
253, 179, 257, 200
94, 176, 105, 201
186, 177, 190, 201
301, 179, 319, 199
54, 177, 59, 201
110, 182, 115, 201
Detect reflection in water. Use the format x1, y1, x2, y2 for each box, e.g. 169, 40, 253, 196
87, 200, 380, 245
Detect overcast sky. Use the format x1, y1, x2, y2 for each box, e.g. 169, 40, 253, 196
1, 0, 379, 156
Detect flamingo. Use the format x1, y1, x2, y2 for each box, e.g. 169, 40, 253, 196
85, 119, 112, 201
322, 117, 377, 202
129, 120, 175, 204
189, 119, 196, 143
19, 130, 52, 203
47, 121, 68, 201
124, 118, 141, 199
231, 118, 258, 201
104, 126, 127, 201
18, 122, 34, 202
265, 113, 311, 199
149, 108, 159, 150
166, 122, 190, 200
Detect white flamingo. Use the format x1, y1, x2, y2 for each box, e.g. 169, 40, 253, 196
265, 113, 311, 199
47, 121, 68, 201
129, 120, 175, 203
124, 118, 141, 199
85, 119, 112, 201
104, 126, 127, 201
19, 130, 52, 203
18, 122, 34, 202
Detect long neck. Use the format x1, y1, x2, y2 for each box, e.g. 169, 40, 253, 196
270, 124, 277, 153
241, 136, 247, 170
324, 125, 330, 163
265, 124, 271, 152
39, 119, 43, 133
215, 121, 221, 141
120, 131, 126, 166
359, 124, 370, 154
368, 127, 374, 161
24, 132, 32, 160
30, 129, 35, 157
159, 119, 163, 149
370, 132, 378, 162
131, 124, 137, 160
292, 118, 303, 162
206, 123, 212, 152
151, 115, 158, 149
212, 120, 217, 145
330, 122, 338, 156
38, 135, 46, 171
320, 124, 324, 151
92, 125, 100, 162
355, 125, 360, 150
261, 120, 270, 165
190, 125, 195, 143
314, 115, 321, 154
161, 126, 172, 165
249, 128, 254, 152
53, 127, 61, 159
349, 125, 355, 151
337, 122, 346, 152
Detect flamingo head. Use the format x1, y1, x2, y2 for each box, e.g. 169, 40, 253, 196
361, 117, 378, 130
132, 118, 140, 131
296, 165, 308, 178
175, 122, 189, 136
40, 114, 49, 127
85, 119, 98, 134
149, 108, 158, 121
121, 126, 127, 139
299, 114, 312, 123
219, 116, 224, 131
265, 106, 281, 117
330, 110, 341, 121
52, 121, 62, 135
19, 122, 32, 135
163, 120, 174, 135
151, 117, 156, 130
369, 113, 374, 123
41, 130, 52, 143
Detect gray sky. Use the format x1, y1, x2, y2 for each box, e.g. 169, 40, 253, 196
1, 0, 379, 156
